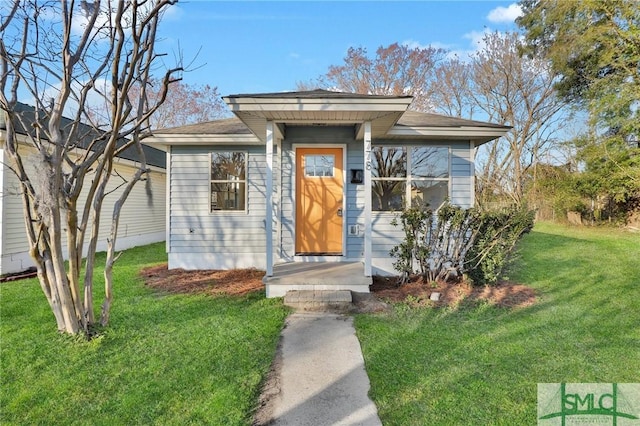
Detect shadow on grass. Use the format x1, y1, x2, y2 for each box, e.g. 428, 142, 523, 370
356, 227, 640, 425
0, 257, 289, 426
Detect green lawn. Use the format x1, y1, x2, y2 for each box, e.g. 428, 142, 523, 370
0, 243, 289, 425
3, 224, 638, 425
355, 222, 640, 425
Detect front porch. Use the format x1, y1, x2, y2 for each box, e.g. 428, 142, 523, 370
263, 262, 372, 298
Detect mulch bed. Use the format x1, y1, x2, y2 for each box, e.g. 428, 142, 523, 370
140, 263, 536, 308
371, 275, 536, 308
141, 264, 264, 296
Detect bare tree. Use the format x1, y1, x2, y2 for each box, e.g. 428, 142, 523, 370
0, 0, 182, 335
302, 42, 451, 211
431, 57, 477, 119
469, 32, 568, 206
299, 42, 448, 112
90, 79, 228, 129
309, 36, 568, 208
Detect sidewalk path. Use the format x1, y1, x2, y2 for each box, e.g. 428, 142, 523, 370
257, 312, 382, 426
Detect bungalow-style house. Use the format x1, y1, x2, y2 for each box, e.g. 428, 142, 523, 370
0, 103, 166, 276
147, 90, 509, 297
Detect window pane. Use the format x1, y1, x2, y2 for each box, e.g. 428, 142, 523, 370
372, 181, 405, 211
211, 182, 246, 211
411, 147, 449, 178
371, 147, 406, 178
305, 155, 334, 177
411, 180, 448, 210
211, 152, 246, 180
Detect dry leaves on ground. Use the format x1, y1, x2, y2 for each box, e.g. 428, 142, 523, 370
371, 275, 536, 308
141, 264, 536, 308
141, 264, 264, 296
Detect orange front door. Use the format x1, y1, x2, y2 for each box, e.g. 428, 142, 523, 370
295, 148, 344, 255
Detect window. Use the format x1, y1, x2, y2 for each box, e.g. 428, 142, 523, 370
409, 146, 449, 210
305, 154, 335, 177
210, 152, 246, 212
371, 147, 406, 211
371, 146, 449, 211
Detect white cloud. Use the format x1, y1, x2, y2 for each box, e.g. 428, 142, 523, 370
445, 49, 474, 62
70, 1, 178, 37
403, 38, 472, 62
402, 39, 428, 50
440, 28, 506, 62
402, 40, 452, 51
161, 3, 183, 22
487, 3, 523, 23
28, 78, 113, 123
464, 29, 492, 50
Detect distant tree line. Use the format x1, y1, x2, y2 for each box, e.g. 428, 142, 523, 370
298, 0, 640, 227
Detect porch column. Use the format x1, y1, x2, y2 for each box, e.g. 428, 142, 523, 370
363, 121, 372, 276
265, 121, 274, 276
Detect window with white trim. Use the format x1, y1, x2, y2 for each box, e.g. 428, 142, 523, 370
305, 154, 335, 177
371, 146, 449, 211
210, 151, 247, 212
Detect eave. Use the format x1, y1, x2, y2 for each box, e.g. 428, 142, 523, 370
223, 93, 413, 141
385, 126, 511, 145
144, 133, 263, 151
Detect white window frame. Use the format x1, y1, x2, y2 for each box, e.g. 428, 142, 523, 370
371, 145, 451, 212
303, 153, 336, 178
209, 150, 248, 214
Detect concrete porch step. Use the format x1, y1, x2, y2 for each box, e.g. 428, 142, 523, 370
284, 290, 353, 311
263, 262, 373, 298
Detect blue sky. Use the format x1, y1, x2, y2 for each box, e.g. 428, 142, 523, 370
156, 1, 523, 96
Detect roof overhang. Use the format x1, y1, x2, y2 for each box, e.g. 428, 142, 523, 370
143, 133, 262, 151
144, 91, 511, 147
385, 125, 511, 145
223, 92, 413, 141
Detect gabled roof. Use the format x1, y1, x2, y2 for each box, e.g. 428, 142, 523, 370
1, 102, 166, 168
147, 90, 511, 147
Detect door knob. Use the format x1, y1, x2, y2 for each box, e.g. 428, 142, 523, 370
337, 208, 343, 217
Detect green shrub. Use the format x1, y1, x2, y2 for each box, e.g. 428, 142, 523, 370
389, 208, 432, 284
466, 206, 535, 285
390, 204, 535, 286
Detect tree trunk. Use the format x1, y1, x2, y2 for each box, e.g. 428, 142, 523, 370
1, 0, 181, 335
100, 166, 147, 326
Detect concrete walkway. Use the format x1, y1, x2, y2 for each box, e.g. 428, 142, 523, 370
258, 312, 382, 426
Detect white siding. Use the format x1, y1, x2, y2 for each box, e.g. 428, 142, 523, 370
371, 213, 406, 275
450, 141, 474, 208
367, 139, 475, 275
168, 145, 267, 270
0, 145, 166, 275
167, 132, 477, 274
1, 156, 31, 273
279, 140, 294, 260
346, 139, 365, 259
278, 126, 356, 261
0, 148, 5, 273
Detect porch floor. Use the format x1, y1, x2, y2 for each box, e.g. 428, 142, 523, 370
263, 262, 372, 298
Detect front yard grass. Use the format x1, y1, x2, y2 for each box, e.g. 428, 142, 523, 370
355, 222, 640, 425
3, 223, 638, 425
0, 243, 289, 425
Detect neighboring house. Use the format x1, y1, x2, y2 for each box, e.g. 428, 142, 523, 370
147, 90, 509, 296
0, 103, 166, 276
